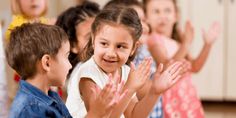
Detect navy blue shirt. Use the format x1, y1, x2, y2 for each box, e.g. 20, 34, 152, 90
9, 80, 72, 118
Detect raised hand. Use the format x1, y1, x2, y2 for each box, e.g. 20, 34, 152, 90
151, 61, 183, 95
167, 59, 192, 75
125, 57, 152, 92
202, 22, 220, 45
179, 20, 194, 45
88, 74, 128, 117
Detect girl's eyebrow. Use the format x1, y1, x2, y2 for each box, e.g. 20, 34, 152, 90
98, 37, 108, 42
117, 42, 129, 46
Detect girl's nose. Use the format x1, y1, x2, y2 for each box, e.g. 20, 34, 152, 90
106, 48, 116, 58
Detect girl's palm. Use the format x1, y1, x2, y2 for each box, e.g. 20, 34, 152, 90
126, 58, 152, 91
152, 62, 183, 95
203, 22, 220, 45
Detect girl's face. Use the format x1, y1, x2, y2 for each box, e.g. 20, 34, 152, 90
132, 5, 149, 43
73, 18, 94, 54
19, 0, 47, 18
146, 0, 177, 37
49, 41, 72, 87
93, 24, 136, 75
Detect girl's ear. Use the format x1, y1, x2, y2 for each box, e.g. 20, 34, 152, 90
41, 54, 51, 72
71, 47, 79, 54
130, 41, 140, 56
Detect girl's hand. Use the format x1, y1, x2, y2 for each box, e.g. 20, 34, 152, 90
125, 58, 152, 92
179, 21, 194, 45
168, 59, 191, 75
89, 74, 128, 117
202, 22, 220, 46
151, 61, 183, 95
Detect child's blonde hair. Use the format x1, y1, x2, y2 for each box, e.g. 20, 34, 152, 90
10, 0, 48, 16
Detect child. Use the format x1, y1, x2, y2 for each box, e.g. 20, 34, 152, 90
6, 0, 49, 40
104, 1, 164, 118
56, 1, 100, 71
144, 0, 220, 117
66, 6, 184, 118
6, 23, 125, 118
5, 0, 51, 99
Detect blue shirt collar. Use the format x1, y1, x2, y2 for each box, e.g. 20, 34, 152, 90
19, 80, 58, 105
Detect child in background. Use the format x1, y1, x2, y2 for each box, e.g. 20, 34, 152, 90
56, 1, 100, 72
144, 0, 220, 117
6, 0, 49, 40
6, 23, 125, 118
66, 6, 184, 118
5, 0, 58, 98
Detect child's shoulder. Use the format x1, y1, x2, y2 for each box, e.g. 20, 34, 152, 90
79, 57, 99, 72
10, 90, 42, 117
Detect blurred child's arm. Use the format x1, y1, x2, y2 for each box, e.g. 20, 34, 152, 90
147, 34, 169, 64
188, 22, 220, 73
172, 21, 194, 60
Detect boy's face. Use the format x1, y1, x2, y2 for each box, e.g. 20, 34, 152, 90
48, 41, 72, 87
92, 24, 135, 75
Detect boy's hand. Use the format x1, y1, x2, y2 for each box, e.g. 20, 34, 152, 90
125, 58, 152, 92
88, 74, 128, 117
151, 62, 183, 95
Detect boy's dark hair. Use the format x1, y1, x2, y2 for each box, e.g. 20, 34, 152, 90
56, 1, 100, 69
6, 23, 68, 80
83, 6, 142, 64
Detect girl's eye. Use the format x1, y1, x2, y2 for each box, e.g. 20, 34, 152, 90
117, 45, 125, 49
100, 42, 107, 46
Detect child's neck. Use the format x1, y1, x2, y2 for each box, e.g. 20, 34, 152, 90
22, 15, 41, 21
26, 75, 50, 95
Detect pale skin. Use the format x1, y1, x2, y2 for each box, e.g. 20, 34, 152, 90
18, 0, 47, 20
147, 21, 220, 73
85, 74, 128, 118
145, 0, 220, 73
80, 58, 183, 118
79, 24, 184, 118
26, 41, 72, 94
131, 4, 189, 100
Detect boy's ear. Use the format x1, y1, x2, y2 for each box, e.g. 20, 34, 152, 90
41, 54, 51, 72
130, 41, 140, 56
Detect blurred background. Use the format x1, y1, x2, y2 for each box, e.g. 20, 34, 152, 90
1, 0, 236, 118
